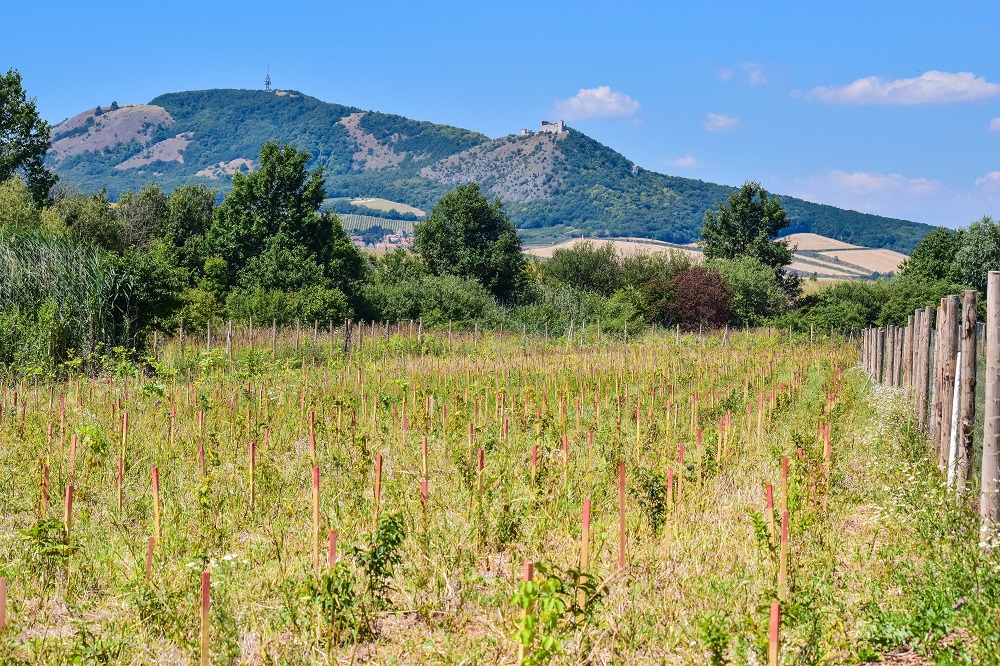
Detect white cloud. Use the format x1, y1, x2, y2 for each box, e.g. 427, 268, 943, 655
808, 71, 1000, 105
990, 118, 1000, 131
704, 113, 741, 132
975, 172, 1000, 189
554, 86, 640, 120
743, 62, 767, 85
716, 68, 734, 82
667, 155, 702, 168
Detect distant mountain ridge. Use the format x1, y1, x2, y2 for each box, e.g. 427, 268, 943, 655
47, 88, 935, 253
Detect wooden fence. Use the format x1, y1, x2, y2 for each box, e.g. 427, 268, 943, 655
860, 276, 999, 534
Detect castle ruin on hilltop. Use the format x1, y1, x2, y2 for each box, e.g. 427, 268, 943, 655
521, 120, 567, 136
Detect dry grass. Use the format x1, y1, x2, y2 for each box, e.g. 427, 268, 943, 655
0, 328, 994, 664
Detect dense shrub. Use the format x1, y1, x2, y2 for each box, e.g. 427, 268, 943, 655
667, 267, 732, 331
713, 256, 789, 327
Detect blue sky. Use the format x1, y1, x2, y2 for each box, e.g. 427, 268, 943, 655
5, 0, 1000, 227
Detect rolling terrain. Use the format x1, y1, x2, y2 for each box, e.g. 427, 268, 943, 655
525, 232, 906, 280
47, 89, 936, 253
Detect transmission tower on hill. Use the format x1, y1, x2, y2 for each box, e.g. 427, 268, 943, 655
265, 66, 271, 92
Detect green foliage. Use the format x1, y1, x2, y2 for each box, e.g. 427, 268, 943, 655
20, 518, 78, 587
630, 468, 668, 534
415, 183, 527, 303
511, 561, 607, 666
225, 284, 349, 326
0, 230, 135, 373
539, 240, 690, 296
898, 226, 962, 282
701, 181, 793, 271
0, 177, 43, 229
1, 68, 56, 204
540, 240, 620, 295
713, 256, 789, 327
954, 215, 1000, 294
363, 273, 500, 328
698, 611, 731, 665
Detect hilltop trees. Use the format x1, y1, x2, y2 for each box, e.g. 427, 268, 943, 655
414, 182, 527, 302
1, 69, 56, 204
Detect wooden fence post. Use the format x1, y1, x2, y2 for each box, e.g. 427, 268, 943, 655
938, 296, 958, 470
917, 306, 933, 429
982, 272, 1000, 531
958, 290, 978, 488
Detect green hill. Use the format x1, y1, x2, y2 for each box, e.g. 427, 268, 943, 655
47, 88, 934, 253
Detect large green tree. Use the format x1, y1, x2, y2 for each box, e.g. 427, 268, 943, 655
208, 142, 365, 320
0, 69, 56, 204
701, 181, 793, 271
414, 182, 526, 302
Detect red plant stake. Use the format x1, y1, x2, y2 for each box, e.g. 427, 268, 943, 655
374, 453, 383, 526
765, 484, 775, 540
248, 441, 256, 513
200, 571, 210, 666
530, 445, 538, 486
618, 463, 627, 572
64, 483, 73, 535
116, 456, 123, 512
477, 448, 485, 496
778, 510, 789, 600
312, 466, 320, 570
152, 467, 161, 547
580, 499, 591, 609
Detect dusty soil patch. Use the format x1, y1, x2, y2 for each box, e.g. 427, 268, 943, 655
49, 104, 173, 164
115, 132, 193, 169
421, 133, 564, 203
196, 158, 254, 179
340, 112, 406, 171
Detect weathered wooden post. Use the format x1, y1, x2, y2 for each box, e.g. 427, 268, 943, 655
917, 306, 933, 429
958, 290, 978, 488
938, 296, 959, 470
904, 314, 914, 389
930, 301, 944, 444
982, 272, 1000, 532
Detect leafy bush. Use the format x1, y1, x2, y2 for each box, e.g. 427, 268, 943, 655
667, 266, 732, 331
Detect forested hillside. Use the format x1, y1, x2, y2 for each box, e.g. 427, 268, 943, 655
48, 88, 934, 252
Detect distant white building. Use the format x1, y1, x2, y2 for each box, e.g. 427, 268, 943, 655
539, 120, 566, 134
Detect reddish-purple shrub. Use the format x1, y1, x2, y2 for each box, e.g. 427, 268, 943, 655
667, 266, 733, 331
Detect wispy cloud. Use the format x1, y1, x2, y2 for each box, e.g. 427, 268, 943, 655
808, 71, 1000, 105
704, 113, 741, 132
990, 117, 1000, 132
743, 62, 767, 85
666, 155, 702, 168
555, 86, 640, 120
975, 172, 1000, 189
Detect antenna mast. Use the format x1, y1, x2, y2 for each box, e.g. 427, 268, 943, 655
265, 65, 271, 92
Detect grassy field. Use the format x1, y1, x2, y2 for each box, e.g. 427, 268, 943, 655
0, 328, 997, 664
